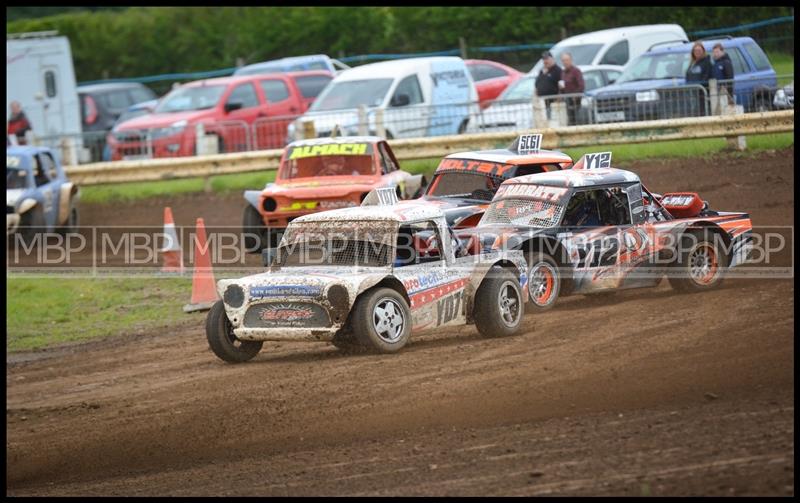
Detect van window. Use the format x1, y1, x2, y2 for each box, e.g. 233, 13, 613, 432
551, 44, 604, 66
294, 75, 333, 98
391, 75, 423, 106
228, 83, 260, 108
44, 71, 57, 98
600, 40, 629, 66
103, 91, 132, 113
727, 47, 748, 75
469, 64, 507, 82
743, 43, 771, 72
260, 79, 291, 103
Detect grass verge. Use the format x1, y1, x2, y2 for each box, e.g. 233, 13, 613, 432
7, 276, 193, 352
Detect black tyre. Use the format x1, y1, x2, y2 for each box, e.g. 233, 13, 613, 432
667, 230, 728, 293
474, 266, 523, 338
351, 287, 411, 353
524, 252, 561, 311
206, 300, 263, 363
242, 205, 266, 253
18, 206, 45, 247
58, 202, 79, 235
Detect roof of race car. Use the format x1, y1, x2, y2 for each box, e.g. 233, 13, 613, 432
286, 136, 383, 149
291, 200, 443, 224
505, 167, 640, 188
443, 148, 572, 166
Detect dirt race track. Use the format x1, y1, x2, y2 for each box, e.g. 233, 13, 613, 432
6, 148, 795, 496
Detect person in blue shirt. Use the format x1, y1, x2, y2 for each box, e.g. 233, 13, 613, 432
711, 43, 735, 106
686, 42, 713, 116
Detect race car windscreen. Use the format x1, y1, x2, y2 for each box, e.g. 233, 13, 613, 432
7, 156, 28, 189
480, 184, 569, 228
426, 171, 505, 202
280, 143, 375, 179
309, 78, 393, 111
275, 222, 396, 267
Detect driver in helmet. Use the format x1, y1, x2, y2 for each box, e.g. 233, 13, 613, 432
564, 191, 602, 228
319, 155, 347, 176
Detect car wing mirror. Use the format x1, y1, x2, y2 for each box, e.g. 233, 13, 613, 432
224, 101, 243, 113
391, 93, 410, 107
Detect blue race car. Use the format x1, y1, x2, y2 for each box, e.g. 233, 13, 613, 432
7, 146, 80, 243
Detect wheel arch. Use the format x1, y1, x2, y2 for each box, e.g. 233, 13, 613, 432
681, 220, 733, 263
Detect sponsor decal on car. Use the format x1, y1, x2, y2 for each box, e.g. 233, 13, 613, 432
250, 285, 321, 298
288, 143, 370, 159
436, 158, 515, 177
258, 304, 315, 322
494, 184, 569, 202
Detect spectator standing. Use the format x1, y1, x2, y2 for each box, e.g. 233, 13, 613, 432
7, 101, 32, 145
559, 52, 585, 125
711, 43, 735, 106
535, 51, 562, 119
685, 42, 712, 116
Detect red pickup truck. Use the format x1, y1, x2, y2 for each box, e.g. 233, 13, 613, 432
107, 71, 332, 160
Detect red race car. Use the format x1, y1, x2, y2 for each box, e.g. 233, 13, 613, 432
242, 136, 425, 250
466, 59, 523, 109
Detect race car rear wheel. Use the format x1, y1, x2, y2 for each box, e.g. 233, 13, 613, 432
18, 206, 46, 247
474, 266, 523, 337
206, 300, 263, 363
352, 287, 411, 353
242, 205, 266, 253
668, 229, 728, 292
525, 252, 561, 312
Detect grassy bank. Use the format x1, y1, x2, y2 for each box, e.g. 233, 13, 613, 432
80, 133, 794, 204
7, 277, 193, 352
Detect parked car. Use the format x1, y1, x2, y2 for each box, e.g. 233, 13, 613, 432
773, 81, 794, 109
102, 99, 159, 161
207, 188, 528, 362
457, 152, 753, 310
465, 59, 523, 109
416, 134, 573, 228
234, 54, 350, 76
107, 71, 328, 160
530, 24, 688, 75
468, 65, 621, 132
7, 145, 79, 244
287, 57, 480, 141
78, 82, 157, 133
242, 136, 426, 250
583, 36, 778, 123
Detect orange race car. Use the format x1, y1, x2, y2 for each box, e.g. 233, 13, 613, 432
243, 136, 425, 250
416, 134, 574, 229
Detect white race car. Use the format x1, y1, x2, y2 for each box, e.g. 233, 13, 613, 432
206, 188, 529, 363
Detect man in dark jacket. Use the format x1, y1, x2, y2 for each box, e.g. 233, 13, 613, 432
535, 51, 562, 119
711, 43, 735, 105
7, 101, 32, 145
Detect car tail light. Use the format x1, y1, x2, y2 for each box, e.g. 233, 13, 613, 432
84, 95, 98, 125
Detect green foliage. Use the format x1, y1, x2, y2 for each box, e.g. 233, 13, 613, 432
7, 7, 794, 84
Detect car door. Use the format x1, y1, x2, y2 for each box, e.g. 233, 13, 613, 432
391, 219, 470, 332
221, 82, 261, 151
255, 77, 300, 148
738, 42, 778, 110
384, 74, 428, 139
33, 151, 61, 230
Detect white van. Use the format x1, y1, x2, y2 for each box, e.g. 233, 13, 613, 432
288, 56, 479, 141
530, 24, 688, 75
7, 31, 83, 164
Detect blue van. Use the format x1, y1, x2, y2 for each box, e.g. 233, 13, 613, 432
234, 54, 350, 76
583, 36, 778, 122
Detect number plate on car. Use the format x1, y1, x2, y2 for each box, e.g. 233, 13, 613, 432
596, 111, 626, 122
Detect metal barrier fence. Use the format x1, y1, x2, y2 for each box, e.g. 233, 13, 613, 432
29, 74, 793, 165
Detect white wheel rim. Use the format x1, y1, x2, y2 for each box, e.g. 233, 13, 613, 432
498, 280, 521, 326
373, 297, 405, 343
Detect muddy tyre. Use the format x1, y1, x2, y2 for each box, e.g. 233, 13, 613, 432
474, 266, 523, 338
242, 205, 266, 253
525, 252, 561, 312
351, 288, 411, 353
58, 203, 79, 235
206, 301, 263, 363
668, 230, 727, 293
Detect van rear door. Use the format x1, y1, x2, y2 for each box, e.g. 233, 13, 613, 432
427, 60, 473, 136
40, 65, 65, 137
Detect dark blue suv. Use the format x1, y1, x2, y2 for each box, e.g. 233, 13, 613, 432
583, 36, 778, 123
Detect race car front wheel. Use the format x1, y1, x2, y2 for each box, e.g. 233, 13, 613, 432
206, 301, 263, 363
668, 230, 728, 292
474, 266, 523, 337
525, 252, 560, 312
352, 287, 411, 353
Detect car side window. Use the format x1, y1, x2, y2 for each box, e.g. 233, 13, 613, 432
563, 187, 630, 227
727, 47, 748, 75
227, 83, 260, 108
33, 155, 51, 187
394, 220, 444, 267
582, 70, 604, 91
600, 40, 629, 66
391, 75, 424, 106
470, 64, 507, 82
743, 42, 771, 72
378, 143, 398, 174
605, 70, 621, 84
294, 75, 333, 99
260, 79, 291, 103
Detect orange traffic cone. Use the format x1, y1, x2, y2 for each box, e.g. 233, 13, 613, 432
183, 217, 219, 313
160, 207, 184, 274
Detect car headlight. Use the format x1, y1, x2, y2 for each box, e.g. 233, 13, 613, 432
150, 120, 188, 139
635, 90, 659, 102
580, 96, 593, 108
774, 89, 786, 103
